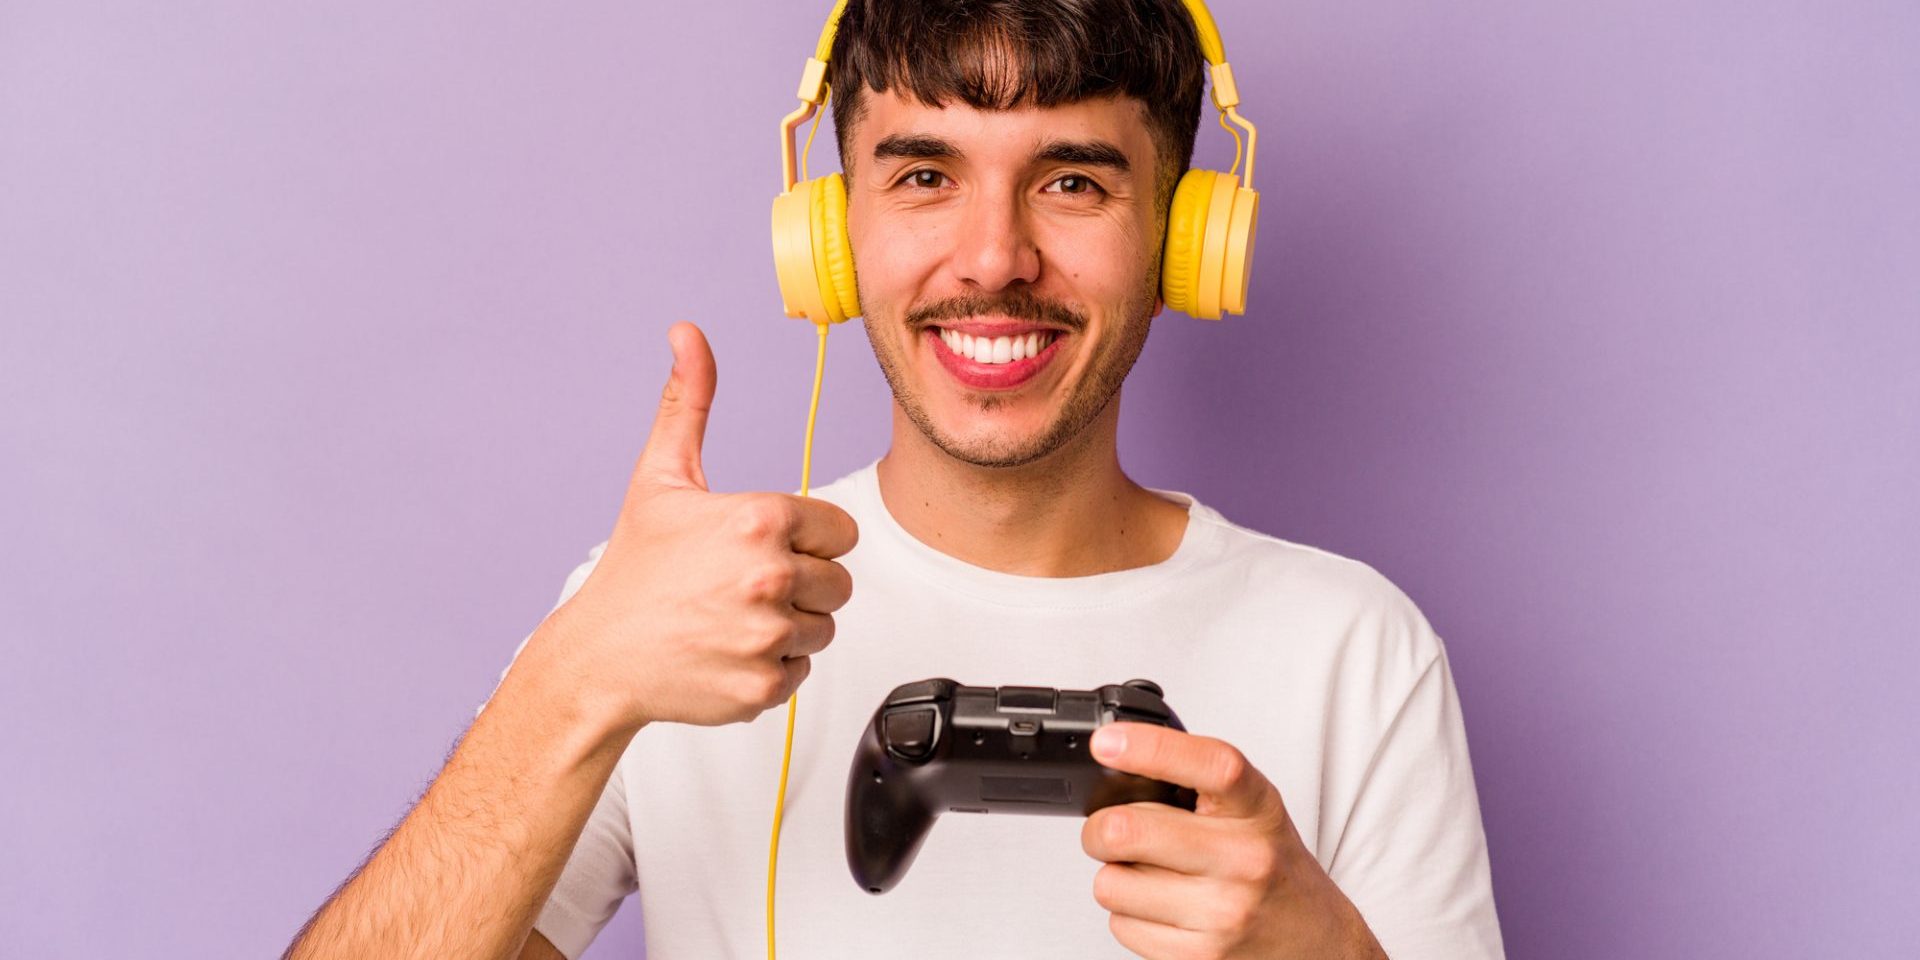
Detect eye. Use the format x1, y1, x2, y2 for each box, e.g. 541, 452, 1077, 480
898, 169, 949, 190
1045, 174, 1105, 197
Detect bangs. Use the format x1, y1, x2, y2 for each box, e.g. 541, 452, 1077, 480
828, 0, 1206, 199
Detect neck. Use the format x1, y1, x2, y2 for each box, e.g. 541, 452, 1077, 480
874, 394, 1190, 577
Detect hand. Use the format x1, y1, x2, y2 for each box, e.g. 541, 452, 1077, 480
532, 321, 859, 729
1081, 724, 1386, 959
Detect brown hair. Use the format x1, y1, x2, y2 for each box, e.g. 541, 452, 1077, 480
827, 0, 1208, 210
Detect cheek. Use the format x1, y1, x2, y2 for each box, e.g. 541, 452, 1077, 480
1039, 216, 1156, 292
852, 218, 944, 304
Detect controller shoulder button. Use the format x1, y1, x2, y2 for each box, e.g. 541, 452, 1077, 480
883, 706, 940, 762
1100, 682, 1171, 719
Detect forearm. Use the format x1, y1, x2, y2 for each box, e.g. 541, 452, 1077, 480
284, 625, 638, 960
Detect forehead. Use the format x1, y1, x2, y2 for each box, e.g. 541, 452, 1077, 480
846, 87, 1157, 166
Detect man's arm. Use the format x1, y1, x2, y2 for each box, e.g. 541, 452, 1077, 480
283, 323, 859, 959
520, 930, 566, 960
283, 621, 637, 960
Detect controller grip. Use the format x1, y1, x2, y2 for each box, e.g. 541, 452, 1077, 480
844, 767, 937, 894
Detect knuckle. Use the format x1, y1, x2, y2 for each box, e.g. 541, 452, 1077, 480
741, 561, 795, 603
1204, 889, 1258, 932
730, 496, 790, 541
1225, 842, 1278, 883
735, 666, 786, 707
1211, 743, 1251, 793
748, 618, 794, 656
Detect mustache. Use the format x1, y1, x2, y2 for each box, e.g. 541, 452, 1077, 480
903, 291, 1087, 332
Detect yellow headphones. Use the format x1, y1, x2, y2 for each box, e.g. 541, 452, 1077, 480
770, 0, 1262, 324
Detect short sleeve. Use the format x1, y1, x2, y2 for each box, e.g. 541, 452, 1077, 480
532, 764, 637, 959
1325, 639, 1506, 959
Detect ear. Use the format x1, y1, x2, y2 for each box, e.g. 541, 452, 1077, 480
1151, 297, 1166, 319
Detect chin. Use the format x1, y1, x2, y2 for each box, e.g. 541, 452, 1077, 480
924, 414, 1068, 469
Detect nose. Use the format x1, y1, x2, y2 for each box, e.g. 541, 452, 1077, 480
950, 189, 1041, 293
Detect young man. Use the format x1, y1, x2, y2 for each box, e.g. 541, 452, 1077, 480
285, 2, 1502, 958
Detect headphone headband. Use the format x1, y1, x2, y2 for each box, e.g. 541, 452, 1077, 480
798, 0, 1236, 104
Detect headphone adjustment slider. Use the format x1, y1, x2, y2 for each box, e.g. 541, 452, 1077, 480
797, 57, 829, 105
1209, 63, 1241, 110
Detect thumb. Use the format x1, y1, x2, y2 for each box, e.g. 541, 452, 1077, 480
636, 321, 716, 490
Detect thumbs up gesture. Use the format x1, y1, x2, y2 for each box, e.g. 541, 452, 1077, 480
540, 321, 859, 730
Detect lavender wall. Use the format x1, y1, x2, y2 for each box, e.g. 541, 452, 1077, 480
3, 1, 1915, 956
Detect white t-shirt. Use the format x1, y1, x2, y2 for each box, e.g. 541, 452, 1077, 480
496, 462, 1504, 959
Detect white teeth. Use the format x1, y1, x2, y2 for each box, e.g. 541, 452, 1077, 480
939, 329, 1058, 364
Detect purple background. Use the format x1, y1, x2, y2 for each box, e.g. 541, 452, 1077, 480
3, 0, 1915, 956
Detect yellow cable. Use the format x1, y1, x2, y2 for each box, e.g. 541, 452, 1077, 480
800, 88, 829, 183
768, 319, 831, 960
1217, 109, 1244, 180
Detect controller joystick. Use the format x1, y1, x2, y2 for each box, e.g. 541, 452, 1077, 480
844, 678, 1197, 894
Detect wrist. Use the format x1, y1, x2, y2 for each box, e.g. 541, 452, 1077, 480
1334, 899, 1388, 959
503, 613, 650, 754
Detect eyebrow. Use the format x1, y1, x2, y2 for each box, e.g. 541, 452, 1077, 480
871, 134, 1133, 177
873, 134, 960, 164
1035, 139, 1131, 175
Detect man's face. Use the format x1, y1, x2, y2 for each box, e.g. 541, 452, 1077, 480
844, 89, 1166, 469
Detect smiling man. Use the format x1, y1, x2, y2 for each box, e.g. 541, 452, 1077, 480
284, 2, 1502, 959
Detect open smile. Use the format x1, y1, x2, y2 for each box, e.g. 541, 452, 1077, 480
924, 325, 1067, 390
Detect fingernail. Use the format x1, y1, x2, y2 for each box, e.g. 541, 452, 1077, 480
1092, 726, 1125, 760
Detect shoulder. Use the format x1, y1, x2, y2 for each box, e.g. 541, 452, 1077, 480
1181, 498, 1444, 679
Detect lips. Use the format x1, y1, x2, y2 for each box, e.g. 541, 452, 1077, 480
924, 326, 1065, 390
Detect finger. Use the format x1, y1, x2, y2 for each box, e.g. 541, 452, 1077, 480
786, 495, 859, 559
777, 654, 812, 699
1092, 724, 1277, 820
789, 555, 853, 615
635, 321, 716, 490
785, 609, 836, 658
1107, 912, 1209, 960
1081, 801, 1237, 876
1092, 862, 1218, 932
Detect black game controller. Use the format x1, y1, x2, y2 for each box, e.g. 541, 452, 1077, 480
844, 677, 1199, 894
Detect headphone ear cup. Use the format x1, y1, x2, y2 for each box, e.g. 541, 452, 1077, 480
771, 175, 860, 325
1219, 183, 1258, 316
813, 173, 861, 321
1161, 169, 1216, 317
1161, 168, 1260, 320
772, 180, 826, 322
